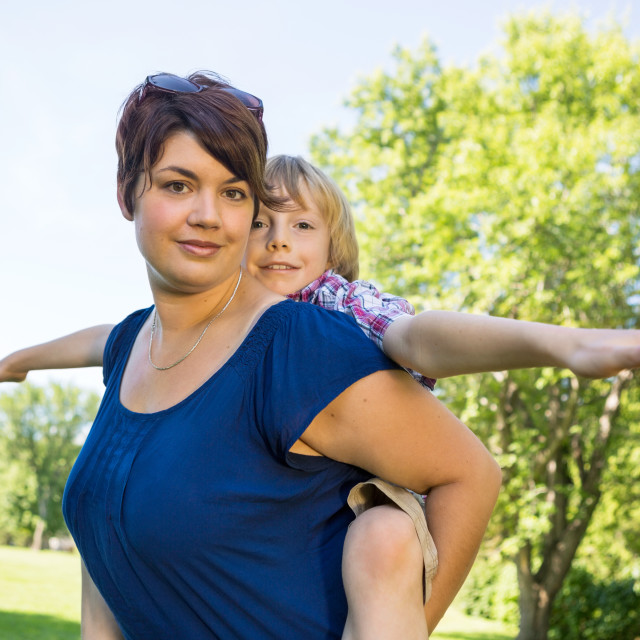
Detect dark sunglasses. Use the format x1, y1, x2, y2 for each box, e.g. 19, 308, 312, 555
138, 73, 264, 122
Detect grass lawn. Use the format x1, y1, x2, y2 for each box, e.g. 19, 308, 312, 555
0, 545, 81, 640
433, 606, 517, 639
0, 544, 517, 639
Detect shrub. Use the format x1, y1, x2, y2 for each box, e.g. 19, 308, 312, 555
457, 555, 519, 624
549, 567, 640, 640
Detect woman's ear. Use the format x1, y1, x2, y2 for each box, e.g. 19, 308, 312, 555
117, 187, 134, 221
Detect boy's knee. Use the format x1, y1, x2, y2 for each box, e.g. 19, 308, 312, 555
344, 505, 421, 578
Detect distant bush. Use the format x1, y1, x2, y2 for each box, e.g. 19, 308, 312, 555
549, 567, 640, 640
457, 555, 519, 624
459, 556, 640, 640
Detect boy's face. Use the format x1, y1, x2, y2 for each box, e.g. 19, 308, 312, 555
244, 185, 331, 296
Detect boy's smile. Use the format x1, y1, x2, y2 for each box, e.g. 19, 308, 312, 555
244, 185, 332, 296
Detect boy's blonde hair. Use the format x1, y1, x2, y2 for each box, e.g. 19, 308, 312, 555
265, 155, 359, 281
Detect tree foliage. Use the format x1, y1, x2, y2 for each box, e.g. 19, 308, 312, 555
0, 382, 99, 548
312, 10, 640, 640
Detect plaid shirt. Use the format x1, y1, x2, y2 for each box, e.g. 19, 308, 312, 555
288, 270, 436, 390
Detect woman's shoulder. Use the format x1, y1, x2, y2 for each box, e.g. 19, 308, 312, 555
231, 299, 390, 375
265, 298, 371, 335
103, 306, 153, 384
108, 307, 153, 344
261, 299, 390, 363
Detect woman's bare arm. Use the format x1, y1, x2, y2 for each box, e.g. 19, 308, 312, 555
300, 369, 503, 632
81, 560, 124, 640
0, 325, 113, 383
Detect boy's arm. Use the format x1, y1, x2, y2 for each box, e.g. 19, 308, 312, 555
383, 311, 640, 379
0, 324, 114, 383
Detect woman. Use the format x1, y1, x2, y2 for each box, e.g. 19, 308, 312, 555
61, 72, 500, 639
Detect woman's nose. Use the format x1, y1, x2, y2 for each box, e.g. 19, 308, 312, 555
188, 194, 221, 228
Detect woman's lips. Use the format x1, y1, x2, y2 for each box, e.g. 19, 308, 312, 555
179, 240, 220, 257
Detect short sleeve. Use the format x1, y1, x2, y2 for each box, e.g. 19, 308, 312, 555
333, 281, 437, 391
253, 302, 400, 463
102, 308, 151, 387
333, 279, 415, 348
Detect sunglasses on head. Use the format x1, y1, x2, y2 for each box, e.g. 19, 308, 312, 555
138, 73, 264, 122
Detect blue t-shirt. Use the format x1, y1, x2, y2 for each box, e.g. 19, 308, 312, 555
63, 300, 399, 639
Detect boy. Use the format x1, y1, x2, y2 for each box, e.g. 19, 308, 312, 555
2, 155, 639, 637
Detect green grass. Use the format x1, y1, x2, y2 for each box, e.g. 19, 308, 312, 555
0, 545, 81, 639
434, 605, 517, 639
0, 545, 517, 639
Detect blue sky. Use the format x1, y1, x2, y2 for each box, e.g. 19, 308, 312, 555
1, 0, 638, 392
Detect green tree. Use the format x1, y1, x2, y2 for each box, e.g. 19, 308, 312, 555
574, 382, 640, 581
0, 382, 99, 549
312, 10, 640, 640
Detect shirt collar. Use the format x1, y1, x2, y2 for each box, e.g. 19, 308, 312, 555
287, 269, 336, 301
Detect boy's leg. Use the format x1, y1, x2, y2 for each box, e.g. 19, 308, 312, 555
341, 504, 428, 640
341, 479, 437, 639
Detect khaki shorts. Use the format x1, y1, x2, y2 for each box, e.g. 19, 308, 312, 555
347, 477, 438, 603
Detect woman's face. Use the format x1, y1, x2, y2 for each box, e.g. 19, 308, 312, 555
121, 130, 255, 296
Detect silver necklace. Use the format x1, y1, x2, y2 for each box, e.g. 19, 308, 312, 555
148, 268, 243, 371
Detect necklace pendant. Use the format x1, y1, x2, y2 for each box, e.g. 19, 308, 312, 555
148, 268, 243, 371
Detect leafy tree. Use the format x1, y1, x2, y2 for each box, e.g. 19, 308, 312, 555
575, 382, 640, 581
0, 382, 99, 549
312, 10, 640, 640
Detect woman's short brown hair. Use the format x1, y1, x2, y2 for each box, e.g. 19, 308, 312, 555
116, 71, 279, 217
265, 155, 360, 281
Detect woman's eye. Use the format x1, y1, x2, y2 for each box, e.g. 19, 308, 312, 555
252, 220, 267, 229
225, 189, 246, 200
168, 182, 188, 193
297, 222, 312, 230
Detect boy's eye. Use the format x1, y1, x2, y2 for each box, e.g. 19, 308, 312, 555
252, 220, 267, 229
296, 222, 313, 230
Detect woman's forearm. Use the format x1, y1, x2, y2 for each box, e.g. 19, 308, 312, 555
81, 561, 124, 640
303, 369, 505, 631
423, 457, 502, 632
